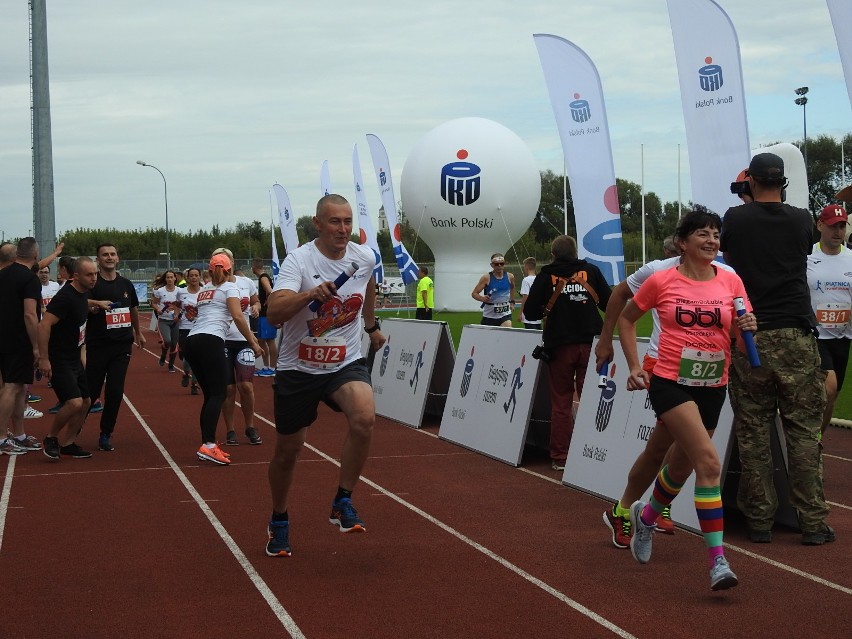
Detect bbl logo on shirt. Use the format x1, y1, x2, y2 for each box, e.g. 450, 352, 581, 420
698, 56, 723, 91
440, 149, 481, 207
569, 92, 591, 123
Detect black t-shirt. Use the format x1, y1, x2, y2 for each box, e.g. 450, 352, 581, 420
0, 262, 41, 353
44, 283, 89, 360
524, 259, 612, 348
720, 201, 815, 330
257, 272, 273, 317
86, 273, 139, 344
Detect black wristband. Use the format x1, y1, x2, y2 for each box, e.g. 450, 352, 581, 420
364, 322, 380, 334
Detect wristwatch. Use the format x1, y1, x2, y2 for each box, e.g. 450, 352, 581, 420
364, 322, 381, 334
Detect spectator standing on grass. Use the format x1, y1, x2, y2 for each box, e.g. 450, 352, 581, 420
471, 253, 515, 327
39, 257, 100, 461
618, 209, 755, 591
721, 152, 834, 546
183, 253, 262, 466
85, 243, 145, 452
264, 194, 385, 557
523, 235, 611, 471
519, 257, 541, 330
415, 266, 434, 320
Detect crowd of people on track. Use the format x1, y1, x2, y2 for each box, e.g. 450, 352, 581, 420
0, 156, 844, 588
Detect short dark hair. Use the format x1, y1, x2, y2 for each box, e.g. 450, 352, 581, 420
675, 206, 722, 242
16, 237, 38, 259
419, 266, 429, 276
551, 235, 578, 261
96, 243, 117, 256
316, 194, 349, 217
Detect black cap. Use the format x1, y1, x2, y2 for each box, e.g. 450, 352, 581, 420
748, 153, 785, 181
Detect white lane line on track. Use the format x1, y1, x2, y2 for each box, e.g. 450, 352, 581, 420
124, 396, 306, 639
250, 413, 638, 639
724, 542, 852, 595
0, 456, 17, 554
827, 500, 852, 511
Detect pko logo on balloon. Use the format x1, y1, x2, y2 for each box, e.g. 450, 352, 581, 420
440, 149, 481, 207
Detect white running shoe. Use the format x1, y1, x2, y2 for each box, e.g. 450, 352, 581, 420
24, 406, 43, 419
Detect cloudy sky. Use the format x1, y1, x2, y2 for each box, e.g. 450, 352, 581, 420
0, 0, 849, 244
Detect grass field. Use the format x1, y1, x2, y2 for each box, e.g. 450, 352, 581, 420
376, 308, 852, 421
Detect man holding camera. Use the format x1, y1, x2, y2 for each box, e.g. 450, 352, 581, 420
523, 235, 611, 471
721, 152, 833, 546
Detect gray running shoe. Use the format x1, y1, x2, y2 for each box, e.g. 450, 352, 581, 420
629, 500, 655, 564
709, 555, 739, 591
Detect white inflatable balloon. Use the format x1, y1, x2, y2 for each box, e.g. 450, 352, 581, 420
401, 118, 541, 311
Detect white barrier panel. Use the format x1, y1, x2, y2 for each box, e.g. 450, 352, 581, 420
439, 326, 544, 466
371, 318, 455, 429
564, 337, 734, 533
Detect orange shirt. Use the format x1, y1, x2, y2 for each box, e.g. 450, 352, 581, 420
632, 266, 750, 387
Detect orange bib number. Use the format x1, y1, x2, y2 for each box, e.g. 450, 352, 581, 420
816, 303, 851, 329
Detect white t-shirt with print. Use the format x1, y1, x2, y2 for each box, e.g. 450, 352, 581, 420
153, 286, 180, 321
273, 241, 375, 374
177, 287, 201, 331
188, 281, 241, 340
520, 274, 540, 325
807, 243, 852, 339
224, 275, 258, 342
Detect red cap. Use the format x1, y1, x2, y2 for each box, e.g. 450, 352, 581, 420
818, 204, 848, 225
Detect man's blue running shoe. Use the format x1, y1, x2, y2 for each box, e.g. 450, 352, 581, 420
266, 521, 291, 557
329, 497, 366, 533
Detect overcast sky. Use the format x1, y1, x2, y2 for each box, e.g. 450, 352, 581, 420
0, 0, 849, 245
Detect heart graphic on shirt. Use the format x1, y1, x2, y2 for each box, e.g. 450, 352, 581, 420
307, 294, 364, 336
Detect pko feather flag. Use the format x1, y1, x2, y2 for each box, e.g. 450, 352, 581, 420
353, 144, 384, 283
534, 33, 624, 285
269, 194, 281, 278
320, 160, 333, 197
667, 0, 751, 216
272, 183, 299, 254
366, 134, 419, 285
827, 0, 852, 109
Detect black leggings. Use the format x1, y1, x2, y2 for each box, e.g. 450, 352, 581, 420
183, 333, 228, 444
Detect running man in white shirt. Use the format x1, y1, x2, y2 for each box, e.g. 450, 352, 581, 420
264, 194, 385, 557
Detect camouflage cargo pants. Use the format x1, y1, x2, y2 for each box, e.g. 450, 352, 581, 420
728, 328, 829, 532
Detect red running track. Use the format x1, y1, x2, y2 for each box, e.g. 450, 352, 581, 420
1, 335, 850, 638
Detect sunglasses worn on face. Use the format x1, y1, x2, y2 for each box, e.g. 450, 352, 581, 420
492, 261, 505, 266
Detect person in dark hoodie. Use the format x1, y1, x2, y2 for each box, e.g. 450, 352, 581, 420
523, 235, 611, 470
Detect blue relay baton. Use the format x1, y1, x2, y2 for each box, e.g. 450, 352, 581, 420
734, 297, 760, 368
308, 262, 358, 312
597, 360, 610, 388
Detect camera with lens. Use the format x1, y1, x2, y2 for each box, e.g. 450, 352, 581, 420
729, 180, 751, 198
532, 344, 552, 363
